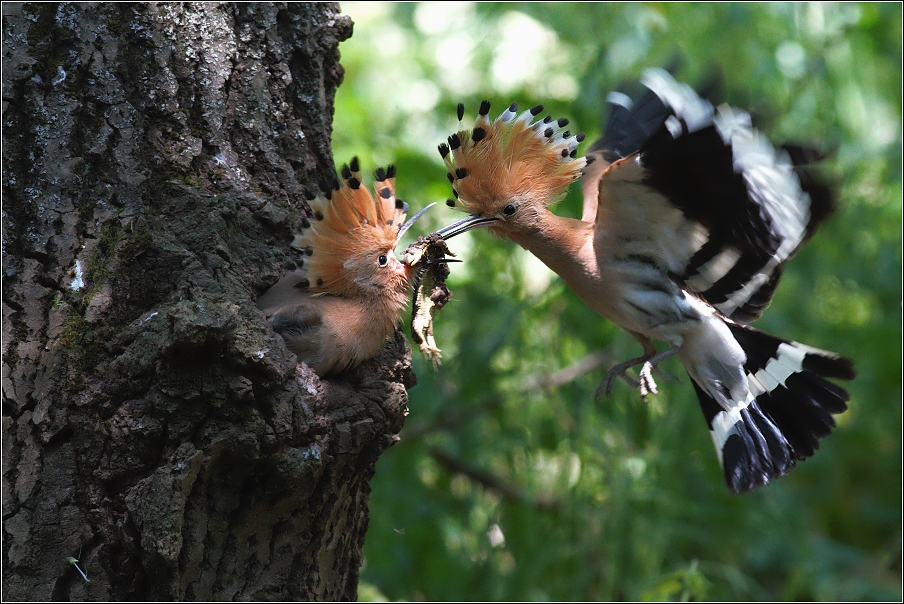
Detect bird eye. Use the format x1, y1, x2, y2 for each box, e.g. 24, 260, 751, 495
503, 204, 517, 216
378, 254, 388, 267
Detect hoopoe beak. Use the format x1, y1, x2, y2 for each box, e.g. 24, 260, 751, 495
435, 214, 499, 240
397, 202, 437, 241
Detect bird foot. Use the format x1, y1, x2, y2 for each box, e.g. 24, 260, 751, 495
595, 358, 644, 399
594, 344, 681, 401
595, 359, 680, 401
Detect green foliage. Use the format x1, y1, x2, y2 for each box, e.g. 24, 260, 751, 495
336, 3, 902, 601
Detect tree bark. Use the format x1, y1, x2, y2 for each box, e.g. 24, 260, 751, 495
2, 3, 414, 600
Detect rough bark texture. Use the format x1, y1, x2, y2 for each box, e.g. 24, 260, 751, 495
2, 3, 415, 600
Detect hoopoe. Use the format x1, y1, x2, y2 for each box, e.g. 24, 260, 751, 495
256, 159, 433, 376
435, 69, 855, 494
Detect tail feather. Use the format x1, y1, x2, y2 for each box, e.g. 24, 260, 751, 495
800, 350, 856, 382
692, 380, 796, 493
756, 375, 839, 454
691, 322, 854, 494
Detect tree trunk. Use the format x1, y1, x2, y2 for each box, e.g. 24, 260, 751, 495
2, 3, 414, 600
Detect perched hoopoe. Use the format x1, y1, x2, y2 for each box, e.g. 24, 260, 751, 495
257, 159, 433, 376
435, 69, 855, 494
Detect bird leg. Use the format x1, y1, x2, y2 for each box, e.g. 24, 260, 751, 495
595, 334, 680, 401
595, 333, 658, 399
636, 345, 681, 401
597, 354, 646, 397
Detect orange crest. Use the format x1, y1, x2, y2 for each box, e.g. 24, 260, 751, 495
292, 159, 409, 298
438, 101, 587, 215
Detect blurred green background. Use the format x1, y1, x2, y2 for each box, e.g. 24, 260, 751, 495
332, 3, 902, 601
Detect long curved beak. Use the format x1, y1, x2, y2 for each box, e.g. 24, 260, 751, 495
397, 202, 437, 241
435, 214, 499, 239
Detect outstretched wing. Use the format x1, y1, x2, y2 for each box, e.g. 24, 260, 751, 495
581, 79, 676, 222
590, 68, 834, 323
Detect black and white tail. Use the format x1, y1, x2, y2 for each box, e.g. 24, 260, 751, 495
691, 321, 855, 494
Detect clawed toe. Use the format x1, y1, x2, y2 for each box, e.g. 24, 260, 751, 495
595, 360, 642, 399
596, 344, 680, 401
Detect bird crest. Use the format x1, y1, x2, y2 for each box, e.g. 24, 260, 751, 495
438, 101, 587, 215
292, 158, 410, 298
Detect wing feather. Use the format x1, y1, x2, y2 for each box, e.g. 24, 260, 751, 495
591, 68, 834, 323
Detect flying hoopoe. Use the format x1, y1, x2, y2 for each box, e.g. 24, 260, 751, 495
256, 159, 433, 376
435, 68, 855, 494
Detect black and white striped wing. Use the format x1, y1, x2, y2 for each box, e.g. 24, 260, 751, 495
592, 68, 834, 323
